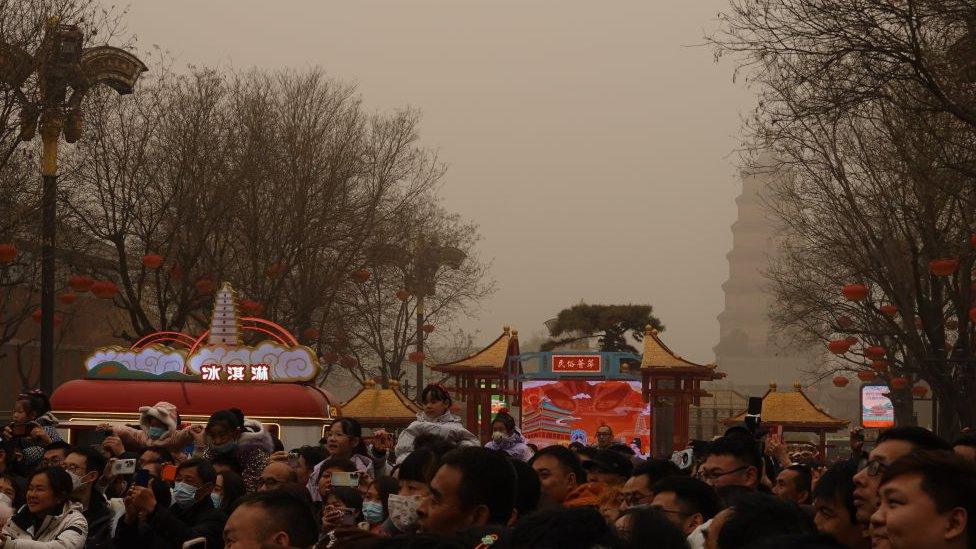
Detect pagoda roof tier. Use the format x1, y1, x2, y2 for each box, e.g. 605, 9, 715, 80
338, 380, 419, 425
433, 326, 519, 375
723, 382, 849, 432
640, 326, 724, 379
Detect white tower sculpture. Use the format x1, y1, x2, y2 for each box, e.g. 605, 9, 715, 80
208, 282, 241, 346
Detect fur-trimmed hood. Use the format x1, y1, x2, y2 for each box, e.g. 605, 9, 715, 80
139, 401, 179, 435
237, 418, 274, 453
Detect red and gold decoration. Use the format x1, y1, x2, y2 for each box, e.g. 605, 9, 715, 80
842, 284, 869, 301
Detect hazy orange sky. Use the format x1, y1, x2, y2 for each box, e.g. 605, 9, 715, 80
116, 0, 755, 363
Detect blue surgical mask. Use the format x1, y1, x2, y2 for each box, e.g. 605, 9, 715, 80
148, 426, 166, 439
362, 501, 384, 523
172, 481, 198, 507
210, 441, 237, 454
210, 492, 222, 509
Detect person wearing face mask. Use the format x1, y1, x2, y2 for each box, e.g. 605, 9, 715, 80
394, 384, 479, 465
363, 476, 398, 533
484, 411, 533, 462
193, 409, 272, 493
0, 467, 88, 548
63, 448, 113, 549
97, 402, 193, 456
115, 458, 225, 548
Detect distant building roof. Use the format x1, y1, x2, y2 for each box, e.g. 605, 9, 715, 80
724, 382, 849, 432
338, 380, 419, 425
640, 326, 724, 377
433, 326, 519, 375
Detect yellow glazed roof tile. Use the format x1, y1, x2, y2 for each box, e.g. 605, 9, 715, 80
726, 382, 848, 428
339, 382, 419, 420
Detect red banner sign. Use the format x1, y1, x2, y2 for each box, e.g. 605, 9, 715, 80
551, 354, 601, 373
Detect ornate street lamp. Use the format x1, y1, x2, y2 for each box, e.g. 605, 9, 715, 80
0, 17, 146, 393
370, 240, 465, 399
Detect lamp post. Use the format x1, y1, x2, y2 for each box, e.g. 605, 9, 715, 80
371, 240, 465, 399
0, 17, 146, 394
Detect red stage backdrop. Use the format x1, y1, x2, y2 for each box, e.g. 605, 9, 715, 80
521, 379, 650, 450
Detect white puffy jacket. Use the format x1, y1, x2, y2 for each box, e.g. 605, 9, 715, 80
0, 501, 88, 549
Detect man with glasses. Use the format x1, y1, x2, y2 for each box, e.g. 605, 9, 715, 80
39, 440, 71, 468
649, 475, 721, 537
618, 459, 680, 511
852, 426, 950, 526
257, 461, 297, 492
697, 435, 761, 490
592, 425, 615, 450
64, 446, 114, 548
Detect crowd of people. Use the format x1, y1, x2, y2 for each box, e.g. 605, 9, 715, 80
0, 385, 974, 548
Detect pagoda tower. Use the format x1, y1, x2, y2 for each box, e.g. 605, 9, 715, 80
209, 282, 242, 346
714, 157, 817, 388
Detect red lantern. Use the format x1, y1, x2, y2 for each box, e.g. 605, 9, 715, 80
240, 300, 264, 314
880, 304, 898, 317
68, 274, 94, 293
832, 376, 849, 388
911, 385, 928, 398
928, 258, 958, 277
0, 244, 17, 263
58, 293, 77, 305
890, 376, 909, 390
857, 371, 876, 382
322, 350, 338, 364
340, 355, 358, 369
90, 281, 119, 300
842, 284, 869, 301
827, 340, 851, 354
141, 253, 164, 269
836, 315, 853, 329
395, 290, 410, 301
31, 310, 62, 326
302, 327, 320, 341
845, 336, 859, 345
422, 323, 435, 334
350, 269, 371, 284
194, 279, 215, 295
865, 346, 886, 359
408, 351, 426, 363
871, 359, 889, 370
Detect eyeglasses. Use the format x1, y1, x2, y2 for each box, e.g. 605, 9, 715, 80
39, 457, 64, 467
651, 505, 690, 517
63, 463, 84, 475
859, 459, 888, 477
621, 492, 652, 506
696, 465, 749, 481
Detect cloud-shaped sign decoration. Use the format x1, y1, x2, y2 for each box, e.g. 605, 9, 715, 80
186, 342, 318, 382
85, 345, 187, 375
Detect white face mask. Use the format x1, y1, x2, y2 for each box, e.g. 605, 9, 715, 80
0, 493, 12, 508
387, 494, 422, 532
67, 471, 87, 492
492, 431, 506, 443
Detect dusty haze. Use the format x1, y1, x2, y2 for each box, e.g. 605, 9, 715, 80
113, 0, 755, 363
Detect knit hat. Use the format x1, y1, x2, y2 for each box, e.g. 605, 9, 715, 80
139, 401, 179, 434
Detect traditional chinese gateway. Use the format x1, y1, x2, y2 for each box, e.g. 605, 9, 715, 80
50, 283, 337, 447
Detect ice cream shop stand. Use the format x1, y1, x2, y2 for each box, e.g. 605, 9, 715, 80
50, 283, 337, 448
